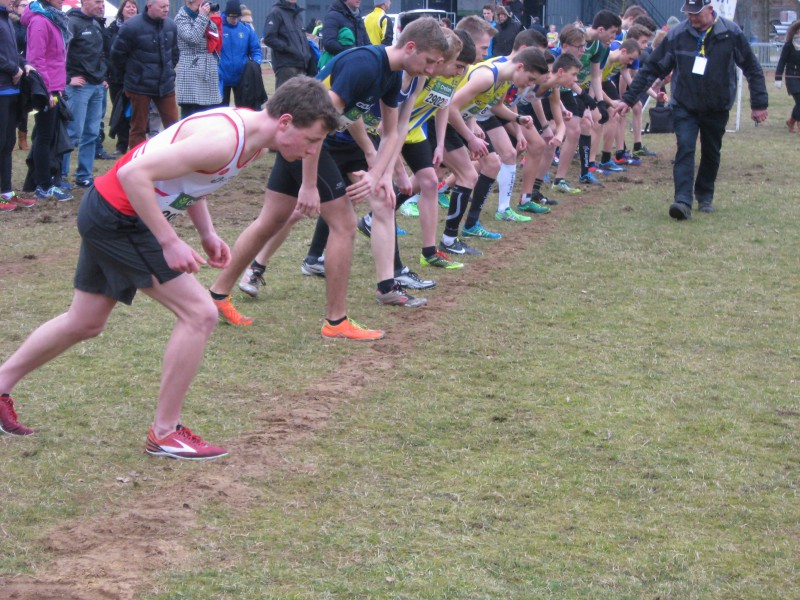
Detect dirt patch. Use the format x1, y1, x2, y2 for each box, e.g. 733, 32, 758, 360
0, 162, 636, 599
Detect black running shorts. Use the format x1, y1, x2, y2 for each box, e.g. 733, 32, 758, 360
74, 186, 182, 305
427, 119, 466, 152
401, 139, 434, 173
267, 149, 348, 202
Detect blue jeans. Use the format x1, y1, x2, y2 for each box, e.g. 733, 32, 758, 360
672, 103, 728, 207
62, 83, 105, 181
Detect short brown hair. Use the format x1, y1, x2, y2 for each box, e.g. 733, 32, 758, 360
456, 14, 497, 39
552, 52, 581, 72
632, 14, 658, 33
266, 76, 339, 132
511, 48, 549, 74
513, 28, 548, 51
441, 28, 463, 63
559, 24, 586, 48
397, 17, 449, 53
626, 24, 653, 43
623, 5, 648, 20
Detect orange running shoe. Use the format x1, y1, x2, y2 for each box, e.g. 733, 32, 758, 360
321, 317, 385, 341
145, 424, 229, 460
213, 295, 253, 326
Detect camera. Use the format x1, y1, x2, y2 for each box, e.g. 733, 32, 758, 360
208, 2, 219, 11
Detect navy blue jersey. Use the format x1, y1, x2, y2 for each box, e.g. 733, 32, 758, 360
317, 45, 402, 146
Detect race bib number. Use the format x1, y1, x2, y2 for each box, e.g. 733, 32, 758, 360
422, 80, 455, 108
161, 192, 200, 221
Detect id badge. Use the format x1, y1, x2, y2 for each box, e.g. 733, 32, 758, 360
692, 56, 708, 75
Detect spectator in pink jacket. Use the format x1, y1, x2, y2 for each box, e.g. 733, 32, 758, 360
21, 0, 72, 201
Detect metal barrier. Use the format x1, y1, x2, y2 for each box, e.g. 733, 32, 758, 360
751, 42, 782, 69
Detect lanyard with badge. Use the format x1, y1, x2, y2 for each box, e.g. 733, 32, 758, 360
693, 16, 718, 75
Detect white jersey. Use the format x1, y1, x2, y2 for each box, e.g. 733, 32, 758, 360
97, 108, 262, 221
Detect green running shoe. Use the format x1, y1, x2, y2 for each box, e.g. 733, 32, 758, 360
518, 200, 551, 214
437, 192, 450, 209
494, 207, 532, 222
399, 197, 419, 217
420, 251, 465, 269
462, 222, 502, 239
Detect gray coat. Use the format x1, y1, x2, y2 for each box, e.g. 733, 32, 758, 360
174, 6, 221, 106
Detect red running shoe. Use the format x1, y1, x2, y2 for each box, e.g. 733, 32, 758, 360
0, 395, 34, 436
145, 424, 229, 460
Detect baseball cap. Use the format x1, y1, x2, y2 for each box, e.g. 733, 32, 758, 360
681, 0, 711, 14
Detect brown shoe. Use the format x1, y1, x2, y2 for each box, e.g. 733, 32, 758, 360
17, 131, 29, 151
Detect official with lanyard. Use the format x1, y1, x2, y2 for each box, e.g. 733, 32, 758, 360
613, 0, 768, 220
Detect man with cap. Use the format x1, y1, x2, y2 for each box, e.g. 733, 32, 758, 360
263, 0, 312, 88
614, 0, 768, 220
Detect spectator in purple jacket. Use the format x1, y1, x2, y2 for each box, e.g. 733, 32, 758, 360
21, 0, 72, 201
0, 0, 34, 211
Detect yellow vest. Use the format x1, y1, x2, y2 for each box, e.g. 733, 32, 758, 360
405, 74, 464, 144
456, 56, 512, 121
364, 7, 388, 45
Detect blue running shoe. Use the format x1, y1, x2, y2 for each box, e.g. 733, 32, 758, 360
598, 160, 626, 173
462, 222, 502, 239
579, 172, 604, 187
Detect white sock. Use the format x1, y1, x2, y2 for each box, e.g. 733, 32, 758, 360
496, 163, 516, 213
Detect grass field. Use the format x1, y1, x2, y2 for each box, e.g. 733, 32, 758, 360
0, 84, 798, 599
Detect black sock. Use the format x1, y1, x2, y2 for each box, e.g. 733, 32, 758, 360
210, 290, 228, 301
326, 315, 346, 326
615, 149, 625, 160
533, 178, 543, 195
444, 185, 472, 238
396, 192, 411, 206
377, 278, 396, 294
464, 174, 493, 230
633, 142, 642, 152
601, 151, 611, 164
579, 135, 591, 176
422, 245, 436, 258
250, 260, 265, 275
307, 215, 328, 259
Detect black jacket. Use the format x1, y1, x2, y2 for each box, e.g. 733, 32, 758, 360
12, 15, 25, 55
0, 7, 25, 93
493, 18, 523, 57
235, 59, 268, 110
263, 0, 311, 70
775, 40, 800, 95
110, 12, 179, 97
66, 8, 107, 84
321, 0, 368, 56
623, 14, 768, 113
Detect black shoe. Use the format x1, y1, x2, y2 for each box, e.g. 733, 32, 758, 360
669, 202, 692, 221
75, 178, 94, 188
95, 150, 116, 160
698, 200, 715, 213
